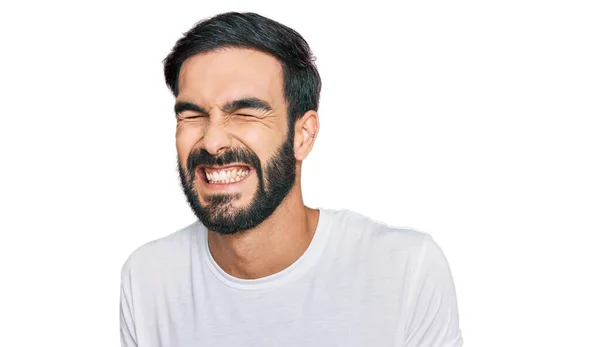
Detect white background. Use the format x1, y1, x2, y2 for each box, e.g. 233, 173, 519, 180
1, 0, 598, 346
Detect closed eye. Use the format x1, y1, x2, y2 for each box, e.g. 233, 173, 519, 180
177, 114, 207, 120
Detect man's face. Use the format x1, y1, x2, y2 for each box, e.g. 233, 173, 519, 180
175, 48, 296, 235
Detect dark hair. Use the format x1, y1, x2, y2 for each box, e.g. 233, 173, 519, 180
163, 12, 321, 127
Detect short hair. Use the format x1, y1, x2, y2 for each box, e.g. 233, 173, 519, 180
163, 12, 322, 127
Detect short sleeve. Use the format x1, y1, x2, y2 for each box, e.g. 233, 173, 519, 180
404, 234, 463, 347
120, 262, 138, 347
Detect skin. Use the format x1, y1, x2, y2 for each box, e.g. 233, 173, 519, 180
175, 48, 320, 279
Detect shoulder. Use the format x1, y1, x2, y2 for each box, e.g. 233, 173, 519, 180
323, 208, 454, 278
326, 208, 434, 255
120, 221, 200, 279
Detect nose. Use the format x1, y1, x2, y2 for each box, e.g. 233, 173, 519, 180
201, 121, 231, 156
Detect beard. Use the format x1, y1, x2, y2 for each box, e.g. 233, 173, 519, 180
177, 133, 296, 235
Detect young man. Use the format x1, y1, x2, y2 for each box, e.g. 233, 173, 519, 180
120, 11, 463, 347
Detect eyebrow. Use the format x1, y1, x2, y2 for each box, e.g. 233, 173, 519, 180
174, 98, 272, 117
174, 101, 208, 116
222, 98, 272, 113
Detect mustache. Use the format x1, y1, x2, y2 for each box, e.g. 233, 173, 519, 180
187, 147, 262, 173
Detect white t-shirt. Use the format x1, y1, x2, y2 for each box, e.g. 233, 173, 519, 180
120, 208, 463, 347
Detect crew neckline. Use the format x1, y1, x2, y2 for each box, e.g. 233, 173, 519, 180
200, 208, 332, 291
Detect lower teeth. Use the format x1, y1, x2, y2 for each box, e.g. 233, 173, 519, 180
209, 177, 241, 184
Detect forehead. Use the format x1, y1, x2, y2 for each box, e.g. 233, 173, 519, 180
178, 48, 284, 105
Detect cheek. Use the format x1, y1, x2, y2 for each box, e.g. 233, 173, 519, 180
242, 129, 267, 145
232, 131, 271, 164
231, 121, 286, 154
176, 125, 203, 165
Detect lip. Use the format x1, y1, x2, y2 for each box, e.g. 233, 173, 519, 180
196, 163, 252, 171
195, 165, 254, 190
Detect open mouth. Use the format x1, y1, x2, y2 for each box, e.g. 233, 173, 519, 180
196, 164, 252, 185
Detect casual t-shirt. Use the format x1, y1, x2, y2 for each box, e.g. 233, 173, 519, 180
120, 208, 463, 346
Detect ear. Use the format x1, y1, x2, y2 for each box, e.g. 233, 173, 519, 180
294, 110, 319, 161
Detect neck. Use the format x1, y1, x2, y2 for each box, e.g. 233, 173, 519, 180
206, 183, 320, 279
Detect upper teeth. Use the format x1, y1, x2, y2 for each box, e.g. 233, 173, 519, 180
205, 168, 249, 183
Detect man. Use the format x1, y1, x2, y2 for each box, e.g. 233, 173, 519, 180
120, 11, 463, 347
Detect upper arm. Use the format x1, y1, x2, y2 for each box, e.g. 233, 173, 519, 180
120, 262, 138, 347
404, 235, 463, 347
